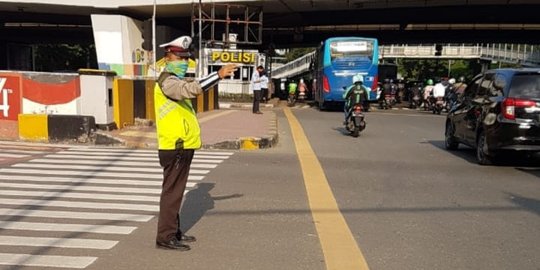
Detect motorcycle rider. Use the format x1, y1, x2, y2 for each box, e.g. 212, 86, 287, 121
343, 74, 369, 124
287, 80, 298, 105
379, 78, 395, 109
423, 79, 434, 110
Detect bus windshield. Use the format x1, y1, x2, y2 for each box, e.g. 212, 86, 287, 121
329, 40, 374, 61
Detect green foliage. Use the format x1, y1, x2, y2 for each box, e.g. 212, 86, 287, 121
34, 44, 97, 72
397, 59, 482, 82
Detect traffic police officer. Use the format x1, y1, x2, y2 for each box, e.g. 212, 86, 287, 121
154, 36, 236, 250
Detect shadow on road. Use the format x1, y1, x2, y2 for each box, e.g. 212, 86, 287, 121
506, 192, 540, 217
180, 182, 243, 233
428, 140, 540, 170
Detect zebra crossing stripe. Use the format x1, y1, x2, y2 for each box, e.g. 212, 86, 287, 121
0, 190, 159, 202
0, 208, 153, 222
0, 153, 27, 158
43, 154, 225, 163
46, 154, 158, 161
51, 151, 229, 159
12, 163, 164, 173
28, 158, 218, 168
0, 174, 204, 184
0, 198, 159, 212
0, 235, 118, 249
0, 167, 210, 179
0, 221, 137, 234
0, 182, 175, 194
0, 168, 164, 179
0, 149, 47, 155
66, 148, 234, 156
0, 253, 96, 269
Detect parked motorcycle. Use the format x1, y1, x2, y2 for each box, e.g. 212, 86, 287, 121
344, 103, 366, 137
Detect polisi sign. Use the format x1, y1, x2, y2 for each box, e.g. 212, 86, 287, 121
0, 75, 21, 121
210, 51, 256, 64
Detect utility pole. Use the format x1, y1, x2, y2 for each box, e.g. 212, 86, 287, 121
152, 0, 157, 79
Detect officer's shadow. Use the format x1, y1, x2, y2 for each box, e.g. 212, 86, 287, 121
179, 182, 243, 233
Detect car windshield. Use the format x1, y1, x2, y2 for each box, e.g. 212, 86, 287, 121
509, 74, 540, 99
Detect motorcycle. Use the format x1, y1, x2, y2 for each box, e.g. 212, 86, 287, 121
432, 96, 445, 115
297, 90, 306, 102
345, 103, 366, 137
287, 92, 297, 107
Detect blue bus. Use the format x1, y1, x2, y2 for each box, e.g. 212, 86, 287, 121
313, 37, 379, 109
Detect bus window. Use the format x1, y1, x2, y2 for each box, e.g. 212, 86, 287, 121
329, 40, 374, 61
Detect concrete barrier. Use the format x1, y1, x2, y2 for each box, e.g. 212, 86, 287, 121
18, 114, 96, 143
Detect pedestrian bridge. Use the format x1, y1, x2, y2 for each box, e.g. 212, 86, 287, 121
271, 44, 540, 79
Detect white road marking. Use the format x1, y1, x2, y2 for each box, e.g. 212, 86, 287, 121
0, 174, 204, 184
0, 153, 27, 158
0, 182, 171, 194
0, 190, 159, 202
0, 198, 159, 212
12, 163, 164, 173
0, 168, 164, 179
0, 253, 96, 269
0, 236, 117, 249
0, 221, 137, 234
0, 208, 153, 222
28, 158, 218, 168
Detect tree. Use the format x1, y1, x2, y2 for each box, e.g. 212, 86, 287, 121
34, 44, 97, 72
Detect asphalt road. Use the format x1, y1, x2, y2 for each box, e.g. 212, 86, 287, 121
290, 106, 540, 270
0, 106, 538, 270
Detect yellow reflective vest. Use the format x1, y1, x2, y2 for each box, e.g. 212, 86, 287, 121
154, 81, 201, 150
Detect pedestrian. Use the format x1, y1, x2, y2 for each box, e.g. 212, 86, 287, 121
260, 71, 269, 103
154, 36, 237, 250
251, 65, 264, 114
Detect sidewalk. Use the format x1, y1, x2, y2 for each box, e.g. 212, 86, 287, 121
0, 102, 278, 150
103, 107, 277, 150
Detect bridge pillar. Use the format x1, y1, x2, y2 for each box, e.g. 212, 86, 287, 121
480, 60, 491, 73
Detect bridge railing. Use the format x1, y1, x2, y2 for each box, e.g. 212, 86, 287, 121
271, 51, 315, 79
380, 43, 540, 65
271, 44, 540, 80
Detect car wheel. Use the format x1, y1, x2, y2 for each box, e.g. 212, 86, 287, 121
445, 121, 459, 150
476, 131, 493, 165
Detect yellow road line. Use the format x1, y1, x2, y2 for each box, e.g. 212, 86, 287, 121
198, 110, 237, 124
283, 107, 369, 270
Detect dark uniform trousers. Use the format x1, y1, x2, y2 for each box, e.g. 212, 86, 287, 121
156, 148, 195, 243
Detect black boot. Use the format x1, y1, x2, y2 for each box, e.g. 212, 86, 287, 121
176, 214, 196, 242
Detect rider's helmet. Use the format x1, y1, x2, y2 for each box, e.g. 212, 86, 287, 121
427, 79, 434, 85
352, 74, 364, 84
459, 76, 465, 82
448, 78, 456, 84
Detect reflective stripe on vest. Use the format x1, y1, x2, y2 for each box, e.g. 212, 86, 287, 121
154, 83, 201, 150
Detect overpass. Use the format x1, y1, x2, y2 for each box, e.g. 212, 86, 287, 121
271, 44, 540, 80
1, 0, 540, 71
1, 0, 540, 47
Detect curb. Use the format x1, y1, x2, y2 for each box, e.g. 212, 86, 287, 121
219, 102, 275, 109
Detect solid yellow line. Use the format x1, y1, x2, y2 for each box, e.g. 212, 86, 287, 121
283, 107, 369, 270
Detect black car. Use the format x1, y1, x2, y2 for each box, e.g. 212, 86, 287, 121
445, 68, 540, 165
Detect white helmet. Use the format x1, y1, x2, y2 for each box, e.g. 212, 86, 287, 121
448, 78, 456, 84
352, 74, 364, 84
